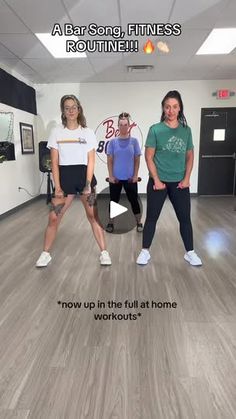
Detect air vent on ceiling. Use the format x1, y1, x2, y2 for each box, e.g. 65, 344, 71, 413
127, 65, 154, 73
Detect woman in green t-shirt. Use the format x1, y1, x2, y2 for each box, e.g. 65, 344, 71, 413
137, 90, 202, 266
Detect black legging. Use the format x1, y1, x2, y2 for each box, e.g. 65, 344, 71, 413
143, 178, 193, 251
109, 181, 141, 215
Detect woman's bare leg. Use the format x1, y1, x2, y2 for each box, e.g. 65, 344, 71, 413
80, 194, 106, 251
43, 194, 75, 252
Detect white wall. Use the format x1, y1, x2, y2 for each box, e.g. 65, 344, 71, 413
0, 102, 39, 215
0, 64, 42, 215
2, 78, 236, 215
79, 80, 236, 193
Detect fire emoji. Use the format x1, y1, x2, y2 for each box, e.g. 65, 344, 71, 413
143, 40, 155, 54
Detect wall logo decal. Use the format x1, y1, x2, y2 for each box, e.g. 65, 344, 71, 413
95, 115, 143, 164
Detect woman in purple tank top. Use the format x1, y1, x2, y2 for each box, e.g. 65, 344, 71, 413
106, 112, 143, 233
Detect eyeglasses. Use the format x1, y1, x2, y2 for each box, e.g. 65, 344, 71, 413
64, 105, 79, 113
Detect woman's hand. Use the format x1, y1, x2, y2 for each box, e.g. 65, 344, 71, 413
109, 176, 118, 184
129, 175, 138, 183
153, 179, 166, 190
54, 187, 64, 198
177, 178, 190, 189
82, 180, 91, 195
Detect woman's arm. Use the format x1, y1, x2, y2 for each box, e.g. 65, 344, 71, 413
179, 149, 194, 188
107, 155, 116, 183
87, 148, 95, 183
107, 155, 113, 178
83, 149, 95, 194
145, 148, 166, 190
131, 155, 140, 182
51, 148, 63, 196
134, 155, 140, 177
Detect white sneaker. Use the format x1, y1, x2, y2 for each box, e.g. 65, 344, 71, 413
136, 249, 150, 265
100, 250, 112, 266
184, 250, 202, 266
36, 251, 52, 267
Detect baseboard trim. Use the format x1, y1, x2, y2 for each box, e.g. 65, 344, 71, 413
0, 192, 202, 221
0, 195, 43, 220
139, 193, 199, 197
1, 192, 201, 220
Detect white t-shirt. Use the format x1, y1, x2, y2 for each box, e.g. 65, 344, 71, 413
47, 125, 97, 165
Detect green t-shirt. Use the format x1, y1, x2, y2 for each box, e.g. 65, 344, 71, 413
145, 122, 194, 182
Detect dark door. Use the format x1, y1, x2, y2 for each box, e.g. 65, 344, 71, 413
198, 108, 236, 195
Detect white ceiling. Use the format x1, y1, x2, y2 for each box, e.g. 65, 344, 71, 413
0, 0, 235, 83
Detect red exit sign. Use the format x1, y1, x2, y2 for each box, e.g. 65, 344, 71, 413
217, 89, 230, 99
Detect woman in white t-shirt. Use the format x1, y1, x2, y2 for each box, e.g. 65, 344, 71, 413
36, 94, 111, 267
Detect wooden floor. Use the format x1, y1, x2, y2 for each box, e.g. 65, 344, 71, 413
0, 196, 235, 419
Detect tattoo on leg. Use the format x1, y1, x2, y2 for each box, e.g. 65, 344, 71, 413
48, 203, 65, 215
86, 189, 97, 207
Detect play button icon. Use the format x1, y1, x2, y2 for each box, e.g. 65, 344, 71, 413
110, 201, 128, 218
95, 185, 143, 234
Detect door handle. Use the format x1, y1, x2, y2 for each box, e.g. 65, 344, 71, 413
202, 154, 235, 158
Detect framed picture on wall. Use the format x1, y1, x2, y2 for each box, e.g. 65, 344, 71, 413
20, 122, 35, 154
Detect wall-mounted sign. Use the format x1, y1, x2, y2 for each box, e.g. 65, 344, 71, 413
212, 89, 235, 99
217, 89, 230, 99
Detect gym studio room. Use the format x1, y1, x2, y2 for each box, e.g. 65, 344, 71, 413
0, 0, 235, 418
